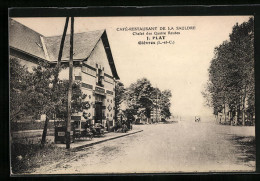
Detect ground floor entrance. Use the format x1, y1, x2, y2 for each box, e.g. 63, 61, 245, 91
95, 102, 103, 123
94, 93, 105, 124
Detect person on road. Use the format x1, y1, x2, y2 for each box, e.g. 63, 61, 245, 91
122, 123, 128, 133
90, 124, 97, 135
126, 119, 132, 130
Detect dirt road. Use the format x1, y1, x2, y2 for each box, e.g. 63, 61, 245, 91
33, 120, 255, 174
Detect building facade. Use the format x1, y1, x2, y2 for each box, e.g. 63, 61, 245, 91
9, 19, 120, 129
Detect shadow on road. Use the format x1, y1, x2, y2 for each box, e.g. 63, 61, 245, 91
162, 121, 179, 124
228, 135, 255, 164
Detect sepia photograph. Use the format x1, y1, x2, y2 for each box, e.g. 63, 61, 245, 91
9, 15, 255, 174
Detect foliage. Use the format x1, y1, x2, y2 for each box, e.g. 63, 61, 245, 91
126, 78, 154, 118
204, 17, 254, 125
124, 78, 172, 120
10, 58, 85, 124
10, 58, 36, 122
160, 90, 172, 119
115, 81, 125, 119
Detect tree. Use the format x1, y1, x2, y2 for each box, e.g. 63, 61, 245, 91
126, 78, 154, 119
230, 18, 254, 125
10, 58, 35, 122
160, 90, 172, 119
201, 81, 213, 108
125, 78, 172, 121
205, 17, 254, 126
10, 58, 85, 145
115, 81, 125, 120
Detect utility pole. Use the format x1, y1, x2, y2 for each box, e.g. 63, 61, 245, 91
55, 17, 69, 84
156, 90, 158, 123
66, 17, 74, 149
155, 85, 159, 123
41, 17, 69, 147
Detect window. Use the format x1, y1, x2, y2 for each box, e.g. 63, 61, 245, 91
75, 76, 82, 81
97, 69, 103, 87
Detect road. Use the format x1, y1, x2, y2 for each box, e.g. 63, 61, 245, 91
33, 119, 255, 174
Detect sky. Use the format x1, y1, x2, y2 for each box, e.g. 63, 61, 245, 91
13, 16, 252, 117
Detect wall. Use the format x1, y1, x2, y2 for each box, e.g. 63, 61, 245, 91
83, 39, 116, 125
86, 40, 113, 76
59, 66, 82, 80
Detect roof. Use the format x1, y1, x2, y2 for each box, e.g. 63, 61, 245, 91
101, 32, 120, 79
9, 18, 119, 79
44, 30, 104, 61
9, 18, 46, 60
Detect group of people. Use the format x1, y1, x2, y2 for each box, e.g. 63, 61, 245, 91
75, 116, 133, 136
114, 118, 133, 133
83, 122, 105, 136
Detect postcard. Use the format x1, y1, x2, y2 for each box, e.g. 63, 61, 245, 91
9, 14, 255, 174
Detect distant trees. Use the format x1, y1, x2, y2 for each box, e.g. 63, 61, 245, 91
122, 78, 172, 122
126, 78, 154, 119
160, 90, 172, 119
203, 17, 254, 126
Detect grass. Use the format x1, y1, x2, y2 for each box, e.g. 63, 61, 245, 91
11, 139, 74, 174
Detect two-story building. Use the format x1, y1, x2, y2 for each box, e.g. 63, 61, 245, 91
9, 18, 120, 130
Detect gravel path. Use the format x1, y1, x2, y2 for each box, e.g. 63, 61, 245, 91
32, 120, 255, 174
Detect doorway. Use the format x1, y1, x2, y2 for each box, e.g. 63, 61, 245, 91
95, 102, 102, 123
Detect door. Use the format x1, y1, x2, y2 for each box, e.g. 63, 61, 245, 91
95, 102, 102, 123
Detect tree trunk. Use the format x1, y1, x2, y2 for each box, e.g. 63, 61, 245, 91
223, 104, 226, 124
228, 111, 231, 125
236, 97, 241, 125
242, 111, 245, 126
235, 110, 238, 126
242, 85, 247, 126
218, 112, 221, 124
230, 112, 233, 126
253, 113, 255, 126
41, 116, 49, 147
